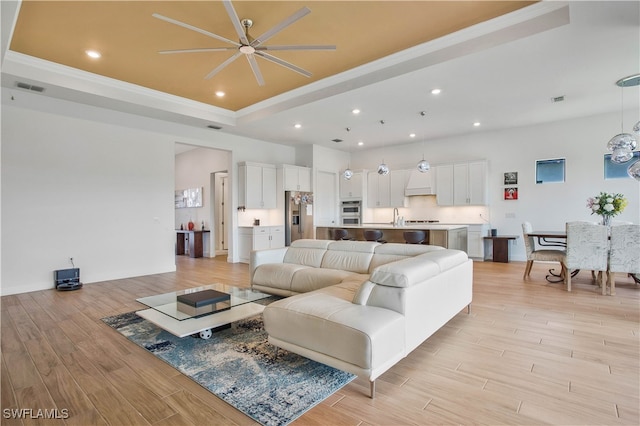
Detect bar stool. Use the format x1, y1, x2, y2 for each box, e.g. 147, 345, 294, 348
333, 229, 353, 240
364, 229, 386, 243
403, 230, 426, 244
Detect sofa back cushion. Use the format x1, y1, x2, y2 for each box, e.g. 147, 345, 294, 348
321, 241, 379, 274
369, 249, 468, 288
283, 239, 331, 268
368, 243, 444, 273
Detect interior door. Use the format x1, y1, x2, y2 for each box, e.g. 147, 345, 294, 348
315, 170, 337, 227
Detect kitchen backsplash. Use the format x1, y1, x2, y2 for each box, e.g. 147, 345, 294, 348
365, 195, 490, 225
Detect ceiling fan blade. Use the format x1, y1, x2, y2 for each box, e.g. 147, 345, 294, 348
251, 7, 311, 47
204, 51, 242, 80
159, 47, 236, 54
256, 44, 336, 51
222, 0, 250, 46
152, 13, 240, 47
246, 55, 265, 87
255, 51, 312, 78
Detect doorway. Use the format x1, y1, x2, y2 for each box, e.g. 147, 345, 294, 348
212, 171, 229, 255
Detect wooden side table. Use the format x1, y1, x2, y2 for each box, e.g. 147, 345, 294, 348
176, 230, 210, 258
483, 235, 518, 263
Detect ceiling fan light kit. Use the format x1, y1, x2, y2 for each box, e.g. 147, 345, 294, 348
153, 0, 335, 87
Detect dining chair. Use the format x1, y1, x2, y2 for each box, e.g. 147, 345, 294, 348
521, 222, 566, 280
565, 221, 609, 293
607, 224, 640, 295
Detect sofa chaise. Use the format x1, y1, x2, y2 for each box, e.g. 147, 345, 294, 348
250, 239, 473, 397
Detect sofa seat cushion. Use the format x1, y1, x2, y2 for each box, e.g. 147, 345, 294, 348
252, 263, 311, 291
263, 293, 405, 370
290, 268, 359, 293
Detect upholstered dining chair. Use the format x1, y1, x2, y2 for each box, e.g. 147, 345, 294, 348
521, 222, 566, 280
607, 224, 640, 295
565, 221, 609, 293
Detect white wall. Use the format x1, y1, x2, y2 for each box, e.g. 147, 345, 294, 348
349, 111, 640, 261
1, 91, 296, 295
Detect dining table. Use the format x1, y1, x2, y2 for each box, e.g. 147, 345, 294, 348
528, 229, 640, 286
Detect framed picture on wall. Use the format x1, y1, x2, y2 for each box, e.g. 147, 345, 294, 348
504, 172, 518, 185
504, 187, 518, 200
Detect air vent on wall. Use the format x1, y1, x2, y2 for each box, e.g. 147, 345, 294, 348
16, 81, 45, 93
332, 138, 343, 143
552, 95, 565, 103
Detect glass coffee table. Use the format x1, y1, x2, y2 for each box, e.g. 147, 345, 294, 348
136, 283, 272, 339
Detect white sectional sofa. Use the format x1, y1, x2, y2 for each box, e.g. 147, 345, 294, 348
250, 239, 473, 397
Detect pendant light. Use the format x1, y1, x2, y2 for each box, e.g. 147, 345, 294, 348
416, 111, 430, 172
607, 74, 639, 164
377, 120, 390, 175
343, 127, 353, 179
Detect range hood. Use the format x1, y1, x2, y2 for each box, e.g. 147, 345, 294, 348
405, 169, 436, 196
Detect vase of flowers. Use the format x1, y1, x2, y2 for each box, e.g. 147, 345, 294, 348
586, 192, 627, 225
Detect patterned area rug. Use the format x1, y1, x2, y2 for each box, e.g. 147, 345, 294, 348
102, 311, 355, 426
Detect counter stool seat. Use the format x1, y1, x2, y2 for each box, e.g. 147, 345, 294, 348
364, 229, 387, 243
403, 230, 426, 244
333, 229, 354, 241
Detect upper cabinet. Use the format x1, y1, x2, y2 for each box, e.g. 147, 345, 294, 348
367, 170, 408, 208
436, 161, 488, 206
238, 162, 277, 209
282, 165, 311, 192
339, 171, 363, 200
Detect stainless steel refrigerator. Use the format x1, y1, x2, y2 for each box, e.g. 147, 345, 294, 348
285, 191, 314, 245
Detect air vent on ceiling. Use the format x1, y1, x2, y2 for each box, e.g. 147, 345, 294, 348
16, 82, 45, 93
552, 95, 565, 103
207, 125, 222, 130
332, 138, 343, 143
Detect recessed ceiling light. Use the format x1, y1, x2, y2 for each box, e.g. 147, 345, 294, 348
85, 50, 101, 59
294, 123, 302, 129
409, 133, 416, 138
352, 109, 360, 114
358, 141, 364, 146
215, 91, 225, 97
473, 122, 481, 127
431, 89, 441, 95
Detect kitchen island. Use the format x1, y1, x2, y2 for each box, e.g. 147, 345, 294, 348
316, 224, 468, 251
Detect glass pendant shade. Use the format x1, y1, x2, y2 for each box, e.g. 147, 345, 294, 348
628, 160, 640, 180
343, 168, 353, 180
607, 133, 637, 163
377, 162, 389, 175
417, 159, 430, 172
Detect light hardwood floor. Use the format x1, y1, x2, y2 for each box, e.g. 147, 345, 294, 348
2, 256, 639, 425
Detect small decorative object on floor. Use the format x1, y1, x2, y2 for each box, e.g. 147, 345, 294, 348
586, 192, 627, 225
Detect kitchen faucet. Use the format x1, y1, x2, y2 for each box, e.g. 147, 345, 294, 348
393, 207, 399, 225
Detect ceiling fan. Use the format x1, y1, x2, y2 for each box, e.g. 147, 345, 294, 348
153, 0, 336, 86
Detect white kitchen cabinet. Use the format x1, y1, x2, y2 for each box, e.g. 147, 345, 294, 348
437, 161, 487, 206
238, 226, 284, 263
467, 224, 489, 259
238, 162, 277, 209
435, 164, 454, 206
367, 170, 407, 208
339, 171, 363, 200
283, 165, 311, 192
